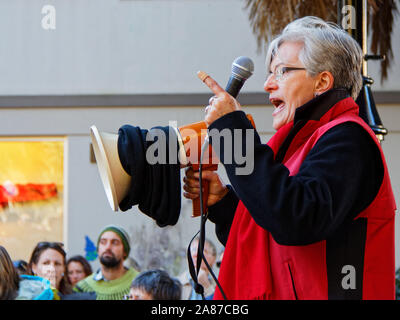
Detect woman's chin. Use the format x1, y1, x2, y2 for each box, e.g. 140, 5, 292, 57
273, 116, 285, 131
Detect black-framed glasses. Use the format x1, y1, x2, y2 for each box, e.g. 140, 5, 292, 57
267, 66, 306, 82
37, 241, 64, 249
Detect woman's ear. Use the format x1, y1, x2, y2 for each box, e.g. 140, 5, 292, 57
314, 71, 334, 95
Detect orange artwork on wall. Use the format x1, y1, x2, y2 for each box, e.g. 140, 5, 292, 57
0, 139, 64, 261
0, 183, 58, 207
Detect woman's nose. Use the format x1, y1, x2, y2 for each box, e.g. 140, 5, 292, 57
264, 75, 278, 93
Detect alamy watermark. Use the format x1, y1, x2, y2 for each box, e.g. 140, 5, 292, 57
145, 121, 255, 176
41, 5, 56, 30
341, 5, 356, 30
341, 265, 356, 290
39, 5, 356, 32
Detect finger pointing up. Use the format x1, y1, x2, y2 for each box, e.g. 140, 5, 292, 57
197, 71, 225, 96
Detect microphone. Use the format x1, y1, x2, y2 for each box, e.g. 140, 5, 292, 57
225, 56, 254, 98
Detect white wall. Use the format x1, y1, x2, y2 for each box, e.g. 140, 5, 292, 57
0, 0, 263, 95
0, 0, 398, 96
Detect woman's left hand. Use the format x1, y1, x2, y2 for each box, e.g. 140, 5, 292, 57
198, 71, 241, 126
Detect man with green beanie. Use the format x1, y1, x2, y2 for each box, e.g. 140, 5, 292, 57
74, 225, 138, 300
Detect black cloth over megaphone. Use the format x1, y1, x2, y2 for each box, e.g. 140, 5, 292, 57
117, 125, 181, 227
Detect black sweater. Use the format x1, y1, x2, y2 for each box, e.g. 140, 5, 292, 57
207, 91, 383, 247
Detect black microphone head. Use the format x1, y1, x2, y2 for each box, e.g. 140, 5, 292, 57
231, 56, 254, 80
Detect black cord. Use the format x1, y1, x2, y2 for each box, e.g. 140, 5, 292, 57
187, 230, 204, 299
187, 135, 227, 300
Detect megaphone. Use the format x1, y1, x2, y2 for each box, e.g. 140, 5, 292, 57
90, 115, 255, 217
91, 56, 255, 218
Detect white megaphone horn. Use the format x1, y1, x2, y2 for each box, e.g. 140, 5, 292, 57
90, 125, 131, 211
89, 125, 187, 212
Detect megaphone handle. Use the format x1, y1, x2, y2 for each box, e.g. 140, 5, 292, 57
192, 179, 209, 217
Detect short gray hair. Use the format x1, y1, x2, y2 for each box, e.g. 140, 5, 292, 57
266, 16, 363, 100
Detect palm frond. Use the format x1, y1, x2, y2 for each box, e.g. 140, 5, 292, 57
244, 0, 397, 82
244, 0, 337, 48
370, 0, 398, 83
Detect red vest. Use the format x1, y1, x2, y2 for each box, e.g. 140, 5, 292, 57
214, 97, 396, 300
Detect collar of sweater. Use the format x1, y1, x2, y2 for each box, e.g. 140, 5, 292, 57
80, 267, 137, 294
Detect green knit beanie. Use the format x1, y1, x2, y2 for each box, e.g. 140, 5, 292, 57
97, 225, 131, 258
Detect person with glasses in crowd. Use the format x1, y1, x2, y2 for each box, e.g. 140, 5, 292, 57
74, 225, 138, 300
183, 16, 396, 300
178, 237, 217, 300
28, 241, 72, 299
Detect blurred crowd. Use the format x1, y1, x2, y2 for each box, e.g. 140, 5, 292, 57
0, 224, 223, 300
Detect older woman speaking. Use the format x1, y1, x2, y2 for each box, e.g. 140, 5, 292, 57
183, 16, 395, 300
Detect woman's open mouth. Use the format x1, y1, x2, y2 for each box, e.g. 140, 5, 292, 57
271, 98, 285, 116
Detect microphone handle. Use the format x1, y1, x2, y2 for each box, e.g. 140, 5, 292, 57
225, 76, 245, 98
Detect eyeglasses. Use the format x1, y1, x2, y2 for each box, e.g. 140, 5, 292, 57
267, 66, 306, 82
190, 246, 214, 256
37, 241, 64, 249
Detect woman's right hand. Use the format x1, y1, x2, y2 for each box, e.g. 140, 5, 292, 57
41, 265, 57, 288
183, 167, 228, 207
